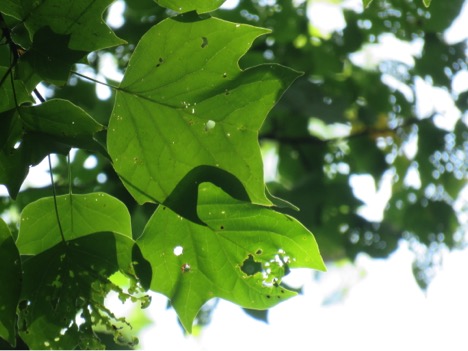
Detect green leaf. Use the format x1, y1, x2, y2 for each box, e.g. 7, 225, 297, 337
156, 0, 226, 13
0, 218, 21, 347
363, 0, 374, 8
138, 182, 325, 332
423, 0, 432, 7
0, 66, 33, 112
19, 99, 105, 152
0, 100, 104, 198
19, 26, 87, 85
108, 14, 300, 208
17, 193, 132, 255
0, 0, 125, 52
18, 232, 139, 350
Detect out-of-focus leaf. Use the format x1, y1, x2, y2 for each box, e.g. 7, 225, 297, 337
363, 0, 374, 8
156, 0, 226, 13
423, 0, 465, 32
415, 34, 466, 87
0, 218, 21, 347
347, 136, 388, 181
138, 182, 325, 332
17, 192, 132, 255
108, 14, 300, 208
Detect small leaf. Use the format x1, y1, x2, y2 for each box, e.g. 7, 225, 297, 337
108, 15, 300, 208
423, 0, 432, 7
19, 99, 105, 152
0, 66, 33, 113
0, 0, 125, 52
0, 218, 21, 347
17, 193, 132, 255
138, 182, 325, 332
363, 0, 374, 8
156, 0, 226, 13
18, 232, 137, 350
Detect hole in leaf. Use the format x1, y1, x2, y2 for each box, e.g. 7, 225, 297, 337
223, 72, 227, 78
220, 225, 225, 230
173, 246, 183, 256
156, 57, 164, 67
256, 249, 263, 255
201, 36, 208, 48
240, 254, 262, 276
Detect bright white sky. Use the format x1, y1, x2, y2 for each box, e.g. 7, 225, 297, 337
0, 0, 467, 350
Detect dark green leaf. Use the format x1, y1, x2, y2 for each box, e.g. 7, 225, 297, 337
0, 218, 21, 347
19, 99, 105, 152
138, 182, 325, 332
108, 15, 300, 207
156, 0, 226, 13
0, 0, 126, 52
18, 232, 137, 350
17, 192, 132, 255
19, 27, 87, 85
0, 66, 33, 112
424, 0, 465, 32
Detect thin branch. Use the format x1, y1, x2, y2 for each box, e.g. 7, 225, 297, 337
260, 117, 421, 145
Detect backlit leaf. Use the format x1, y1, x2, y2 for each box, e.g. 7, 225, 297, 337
0, 218, 21, 347
138, 182, 325, 331
19, 99, 105, 152
156, 0, 226, 13
19, 27, 87, 85
108, 14, 300, 209
17, 193, 132, 255
0, 0, 125, 52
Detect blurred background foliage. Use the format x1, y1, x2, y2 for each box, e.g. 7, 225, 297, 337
1, 0, 467, 314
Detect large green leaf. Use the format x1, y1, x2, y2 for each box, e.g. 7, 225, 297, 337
108, 14, 300, 208
17, 193, 132, 255
138, 182, 326, 332
0, 0, 125, 52
18, 232, 139, 350
156, 0, 226, 13
0, 218, 21, 347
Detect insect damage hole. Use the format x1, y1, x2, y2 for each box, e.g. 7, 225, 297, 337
240, 254, 262, 276
201, 36, 208, 48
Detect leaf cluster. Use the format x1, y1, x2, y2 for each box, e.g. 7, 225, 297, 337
0, 0, 467, 348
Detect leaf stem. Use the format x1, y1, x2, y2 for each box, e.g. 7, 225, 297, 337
71, 71, 119, 90
48, 155, 66, 243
